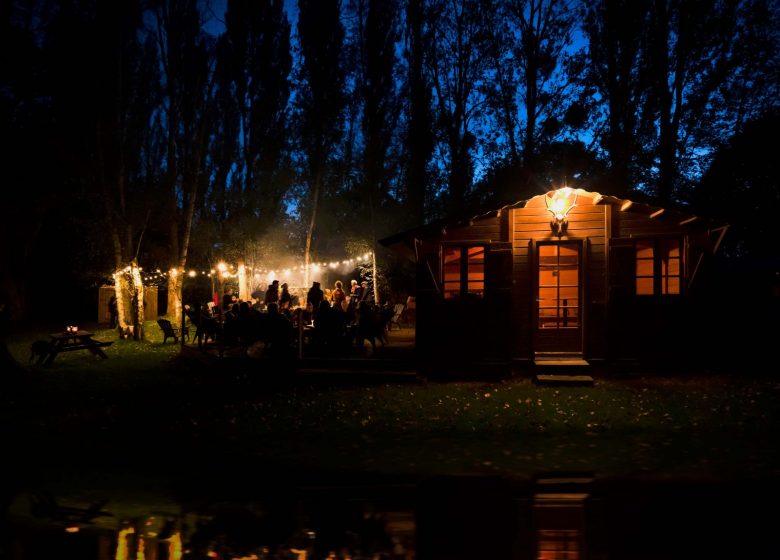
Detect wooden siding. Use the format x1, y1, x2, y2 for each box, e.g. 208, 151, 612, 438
440, 215, 502, 243
612, 206, 688, 238
510, 204, 608, 361
400, 190, 721, 370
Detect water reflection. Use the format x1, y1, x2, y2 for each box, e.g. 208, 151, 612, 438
7, 473, 780, 560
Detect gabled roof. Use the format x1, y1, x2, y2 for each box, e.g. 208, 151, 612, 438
380, 188, 726, 250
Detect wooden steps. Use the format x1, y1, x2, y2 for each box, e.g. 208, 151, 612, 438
533, 358, 594, 386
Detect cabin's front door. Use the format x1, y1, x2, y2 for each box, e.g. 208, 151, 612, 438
534, 241, 583, 356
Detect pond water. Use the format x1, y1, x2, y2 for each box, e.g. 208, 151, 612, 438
6, 471, 779, 559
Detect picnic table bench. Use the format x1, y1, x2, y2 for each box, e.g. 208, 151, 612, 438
43, 331, 113, 366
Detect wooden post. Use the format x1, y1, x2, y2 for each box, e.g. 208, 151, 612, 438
180, 279, 186, 353
297, 308, 304, 360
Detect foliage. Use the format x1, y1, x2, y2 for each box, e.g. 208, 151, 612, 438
2, 0, 779, 322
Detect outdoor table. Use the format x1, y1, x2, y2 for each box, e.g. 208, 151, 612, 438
43, 331, 113, 366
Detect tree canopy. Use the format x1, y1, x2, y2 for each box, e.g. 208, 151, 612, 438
1, 0, 778, 319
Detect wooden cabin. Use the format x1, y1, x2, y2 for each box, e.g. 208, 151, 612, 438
381, 188, 727, 372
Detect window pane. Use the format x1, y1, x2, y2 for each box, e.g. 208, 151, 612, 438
467, 282, 484, 296
636, 258, 654, 278
443, 247, 461, 264
559, 287, 578, 301
636, 277, 654, 295
664, 257, 681, 276
539, 270, 558, 287
467, 246, 485, 263
559, 268, 579, 286
443, 273, 461, 296
559, 246, 577, 258
443, 266, 460, 283
636, 241, 654, 258
663, 277, 680, 294
661, 238, 680, 258
443, 247, 462, 299
539, 287, 558, 303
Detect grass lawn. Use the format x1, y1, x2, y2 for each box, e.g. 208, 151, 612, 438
3, 321, 779, 489
3, 321, 779, 556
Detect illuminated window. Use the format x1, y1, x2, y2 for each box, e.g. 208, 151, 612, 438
442, 245, 485, 299
635, 238, 682, 296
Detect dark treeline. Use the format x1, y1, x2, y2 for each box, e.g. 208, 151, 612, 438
1, 0, 778, 320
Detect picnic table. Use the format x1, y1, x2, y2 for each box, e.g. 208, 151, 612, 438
43, 331, 113, 366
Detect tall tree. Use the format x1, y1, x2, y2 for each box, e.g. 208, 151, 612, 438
404, 0, 434, 225
425, 0, 493, 217
297, 0, 346, 287
645, 0, 741, 203
355, 0, 400, 302
581, 0, 652, 196
695, 110, 780, 259
215, 0, 292, 243
504, 0, 577, 163
0, 0, 59, 320
37, 0, 159, 335
154, 0, 214, 327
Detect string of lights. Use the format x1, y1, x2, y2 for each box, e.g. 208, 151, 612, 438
108, 252, 374, 286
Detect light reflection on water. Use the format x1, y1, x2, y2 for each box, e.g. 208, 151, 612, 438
7, 474, 780, 560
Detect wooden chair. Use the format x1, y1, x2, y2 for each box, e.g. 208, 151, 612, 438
157, 318, 188, 344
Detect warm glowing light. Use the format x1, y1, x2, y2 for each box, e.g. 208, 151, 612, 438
217, 262, 227, 273
65, 525, 80, 533
137, 535, 145, 560
620, 200, 633, 211
649, 208, 665, 218
546, 187, 578, 221
115, 527, 135, 560
168, 532, 183, 560
188, 270, 196, 277
169, 268, 178, 278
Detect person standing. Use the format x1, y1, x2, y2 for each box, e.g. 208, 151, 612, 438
331, 280, 347, 311
108, 294, 119, 328
264, 280, 280, 306
307, 281, 324, 321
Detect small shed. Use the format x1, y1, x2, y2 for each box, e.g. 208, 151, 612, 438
98, 285, 159, 324
380, 188, 727, 371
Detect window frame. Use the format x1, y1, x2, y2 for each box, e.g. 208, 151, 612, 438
633, 237, 684, 297
441, 243, 487, 300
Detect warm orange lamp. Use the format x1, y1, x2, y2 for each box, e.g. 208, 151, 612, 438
545, 187, 578, 236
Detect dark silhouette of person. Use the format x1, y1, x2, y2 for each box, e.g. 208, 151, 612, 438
265, 280, 280, 306
307, 281, 324, 320
108, 295, 119, 328
360, 281, 374, 304
279, 282, 292, 313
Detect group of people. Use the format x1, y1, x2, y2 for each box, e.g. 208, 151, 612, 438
194, 277, 380, 355
306, 279, 373, 321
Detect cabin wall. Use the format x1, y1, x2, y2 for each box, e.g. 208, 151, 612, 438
413, 215, 511, 373
510, 203, 608, 361
407, 195, 721, 371
608, 206, 716, 362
